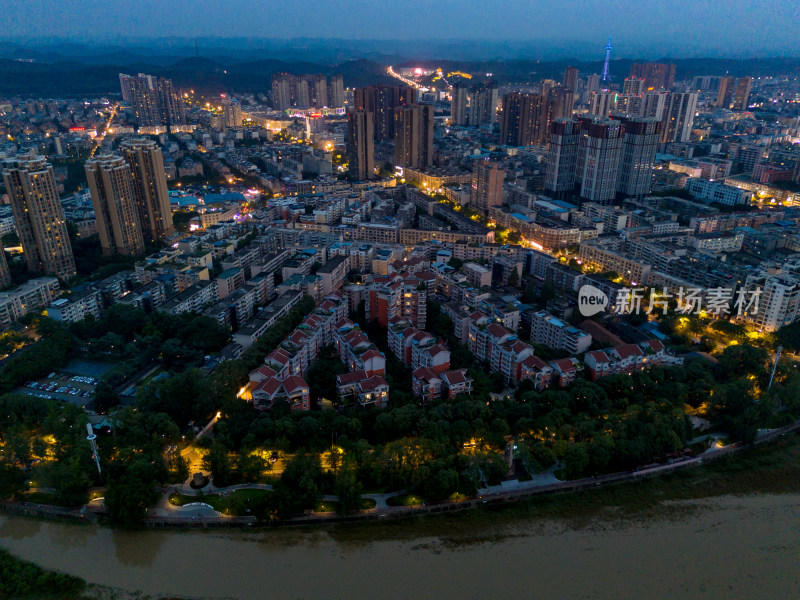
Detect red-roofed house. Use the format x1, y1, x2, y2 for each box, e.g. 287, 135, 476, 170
337, 371, 389, 407
365, 273, 427, 329
249, 365, 277, 384
639, 338, 666, 366
550, 358, 580, 387
440, 369, 473, 398
519, 355, 554, 390
412, 367, 443, 402
252, 376, 310, 411
608, 344, 645, 373
412, 342, 450, 374
584, 350, 612, 381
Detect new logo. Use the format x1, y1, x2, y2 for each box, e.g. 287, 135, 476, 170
578, 285, 609, 317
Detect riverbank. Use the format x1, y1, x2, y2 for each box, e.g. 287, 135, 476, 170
2, 492, 799, 600
6, 420, 798, 530
2, 433, 800, 599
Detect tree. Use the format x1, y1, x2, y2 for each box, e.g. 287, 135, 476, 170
237, 451, 267, 483
92, 381, 119, 414
49, 455, 92, 507
105, 461, 160, 527
562, 442, 590, 479
508, 267, 520, 287
203, 440, 234, 487
521, 281, 537, 304
171, 453, 190, 484
274, 452, 324, 518
0, 549, 86, 598
418, 464, 459, 501
448, 257, 464, 270
715, 344, 769, 382
0, 463, 27, 500
334, 466, 363, 514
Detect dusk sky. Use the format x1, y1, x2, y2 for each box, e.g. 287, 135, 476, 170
2, 0, 799, 57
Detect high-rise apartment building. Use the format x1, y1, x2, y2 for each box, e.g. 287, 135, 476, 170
155, 78, 186, 126
733, 77, 753, 111
394, 104, 434, 169
641, 91, 669, 121
629, 63, 676, 90
589, 91, 618, 117
119, 73, 133, 103
0, 249, 11, 289
124, 73, 185, 127
451, 82, 469, 126
563, 66, 579, 93
545, 118, 581, 196
85, 155, 145, 256
623, 77, 645, 96
2, 156, 76, 280
500, 92, 546, 146
548, 87, 575, 120
272, 73, 293, 110
501, 88, 573, 146
468, 80, 499, 127
272, 74, 341, 110
328, 75, 345, 108
355, 85, 415, 142
613, 116, 660, 197
470, 161, 505, 211
120, 139, 174, 243
222, 96, 242, 128
346, 110, 375, 181
311, 74, 328, 108
715, 76, 735, 108
295, 78, 310, 108
576, 118, 624, 204
660, 92, 697, 143
586, 74, 601, 93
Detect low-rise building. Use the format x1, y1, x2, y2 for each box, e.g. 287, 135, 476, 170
530, 311, 593, 354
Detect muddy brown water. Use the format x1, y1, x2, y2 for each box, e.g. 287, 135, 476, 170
1, 494, 799, 599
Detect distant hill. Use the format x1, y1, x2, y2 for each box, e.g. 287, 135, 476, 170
0, 49, 797, 98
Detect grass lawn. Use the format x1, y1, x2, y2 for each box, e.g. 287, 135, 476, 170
24, 492, 59, 505
386, 493, 425, 507
23, 492, 84, 508
315, 498, 377, 513
169, 489, 273, 515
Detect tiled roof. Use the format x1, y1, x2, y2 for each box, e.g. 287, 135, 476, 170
552, 358, 577, 372
281, 375, 309, 393
337, 371, 369, 385
587, 350, 611, 363
487, 323, 510, 338
614, 343, 645, 359
360, 348, 384, 361
254, 377, 282, 396
441, 369, 467, 385
250, 365, 277, 379
359, 375, 388, 391
412, 366, 440, 382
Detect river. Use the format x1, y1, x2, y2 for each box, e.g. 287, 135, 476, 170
2, 494, 799, 599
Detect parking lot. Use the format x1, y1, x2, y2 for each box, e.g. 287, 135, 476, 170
18, 372, 97, 407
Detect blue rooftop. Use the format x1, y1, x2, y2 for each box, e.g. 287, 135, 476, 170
203, 192, 246, 204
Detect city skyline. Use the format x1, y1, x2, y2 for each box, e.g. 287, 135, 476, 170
2, 4, 800, 597
1, 0, 799, 59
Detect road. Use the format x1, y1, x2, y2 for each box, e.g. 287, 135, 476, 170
387, 66, 430, 92
89, 103, 120, 157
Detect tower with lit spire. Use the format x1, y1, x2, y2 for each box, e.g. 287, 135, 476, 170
601, 35, 613, 83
